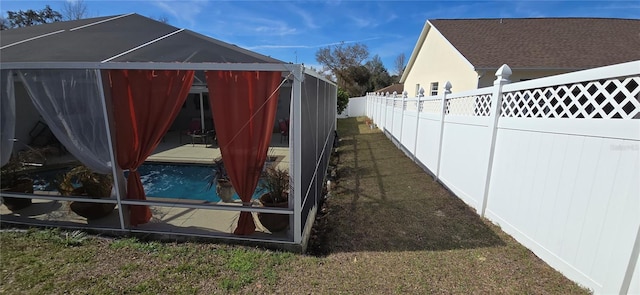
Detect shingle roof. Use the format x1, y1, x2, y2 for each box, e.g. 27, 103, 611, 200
429, 18, 640, 70
0, 13, 283, 64
376, 83, 404, 94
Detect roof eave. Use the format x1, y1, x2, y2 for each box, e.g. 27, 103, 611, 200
474, 66, 589, 72
401, 20, 476, 83
0, 61, 291, 71
400, 20, 431, 83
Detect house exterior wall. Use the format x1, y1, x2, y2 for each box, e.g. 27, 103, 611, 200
404, 23, 586, 93
403, 26, 478, 96
478, 69, 576, 87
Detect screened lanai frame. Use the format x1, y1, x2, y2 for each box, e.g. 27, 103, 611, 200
1, 61, 337, 248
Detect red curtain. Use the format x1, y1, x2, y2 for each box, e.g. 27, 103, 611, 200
108, 70, 195, 226
206, 71, 281, 235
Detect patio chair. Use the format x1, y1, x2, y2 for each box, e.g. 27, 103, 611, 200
205, 129, 217, 146
205, 118, 217, 146
279, 119, 289, 143
180, 118, 202, 144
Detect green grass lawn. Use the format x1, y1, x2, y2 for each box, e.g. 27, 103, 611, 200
0, 117, 590, 294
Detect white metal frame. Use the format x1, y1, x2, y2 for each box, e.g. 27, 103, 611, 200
1, 61, 336, 247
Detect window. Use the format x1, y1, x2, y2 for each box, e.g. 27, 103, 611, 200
430, 82, 439, 96
415, 84, 420, 97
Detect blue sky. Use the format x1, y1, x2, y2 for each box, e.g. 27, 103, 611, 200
1, 0, 638, 74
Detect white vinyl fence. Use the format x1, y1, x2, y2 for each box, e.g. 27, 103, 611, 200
366, 61, 640, 295
337, 96, 367, 118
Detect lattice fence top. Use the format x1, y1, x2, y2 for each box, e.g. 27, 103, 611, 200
501, 76, 640, 119
474, 95, 492, 116
445, 94, 492, 116
405, 99, 418, 111
386, 99, 394, 106
421, 99, 441, 113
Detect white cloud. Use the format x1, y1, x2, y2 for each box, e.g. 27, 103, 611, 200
152, 0, 207, 27
245, 37, 382, 50
255, 24, 297, 36
196, 3, 299, 38
287, 5, 319, 29
343, 3, 400, 29
349, 15, 375, 28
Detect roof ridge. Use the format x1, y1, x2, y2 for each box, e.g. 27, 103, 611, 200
429, 17, 640, 21
0, 13, 286, 64
181, 30, 283, 63
423, 17, 640, 70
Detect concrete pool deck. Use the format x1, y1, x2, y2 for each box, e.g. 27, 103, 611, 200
1, 130, 293, 242
148, 130, 290, 170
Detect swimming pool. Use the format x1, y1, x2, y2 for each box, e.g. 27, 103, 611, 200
135, 164, 228, 202
31, 163, 264, 202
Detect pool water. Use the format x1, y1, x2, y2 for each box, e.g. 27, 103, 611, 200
135, 164, 225, 202
31, 163, 264, 202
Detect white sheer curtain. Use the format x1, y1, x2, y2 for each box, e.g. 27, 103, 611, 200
0, 70, 15, 167
18, 69, 112, 174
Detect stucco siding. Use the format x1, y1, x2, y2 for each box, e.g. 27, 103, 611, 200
404, 26, 478, 95
477, 69, 575, 87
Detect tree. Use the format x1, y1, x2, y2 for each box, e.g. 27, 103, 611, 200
394, 53, 406, 78
306, 65, 334, 82
5, 5, 62, 28
344, 65, 371, 96
337, 88, 350, 114
156, 15, 170, 24
390, 74, 400, 84
0, 17, 9, 30
315, 42, 369, 93
62, 0, 88, 20
365, 55, 393, 92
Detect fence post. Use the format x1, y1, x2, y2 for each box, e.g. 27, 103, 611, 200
412, 90, 421, 162
376, 94, 380, 127
369, 93, 372, 118
384, 93, 389, 130
370, 93, 374, 120
368, 93, 372, 119
620, 225, 640, 294
377, 94, 381, 128
397, 91, 404, 145
377, 94, 380, 127
434, 82, 451, 181
479, 64, 511, 217
374, 93, 381, 124
378, 93, 381, 127
365, 93, 369, 118
371, 93, 376, 124
371, 93, 375, 120
388, 92, 394, 138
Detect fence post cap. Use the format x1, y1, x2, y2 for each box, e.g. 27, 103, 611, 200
419, 87, 425, 97
444, 81, 452, 94
494, 64, 512, 85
